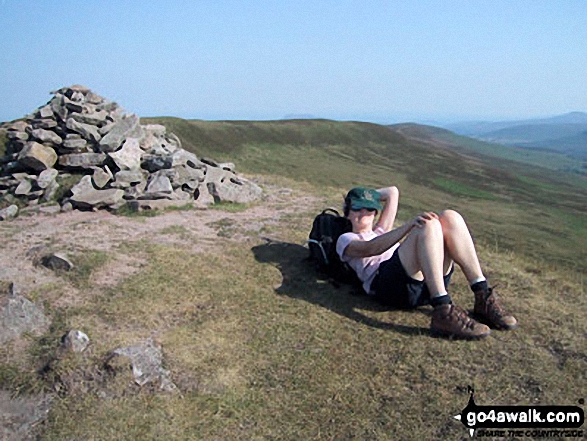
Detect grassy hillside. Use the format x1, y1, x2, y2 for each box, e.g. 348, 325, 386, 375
146, 118, 586, 271
1, 117, 585, 440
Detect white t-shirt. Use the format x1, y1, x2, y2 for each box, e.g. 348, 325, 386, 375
336, 226, 399, 294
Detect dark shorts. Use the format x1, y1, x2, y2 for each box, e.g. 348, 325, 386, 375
371, 248, 453, 309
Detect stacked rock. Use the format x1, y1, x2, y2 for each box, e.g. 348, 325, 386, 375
0, 85, 261, 212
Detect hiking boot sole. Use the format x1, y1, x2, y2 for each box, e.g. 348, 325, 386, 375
430, 327, 491, 340
473, 312, 518, 331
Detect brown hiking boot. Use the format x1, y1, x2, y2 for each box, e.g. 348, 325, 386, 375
473, 286, 518, 330
430, 304, 491, 339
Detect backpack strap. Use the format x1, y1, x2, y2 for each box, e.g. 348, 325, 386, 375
307, 239, 329, 264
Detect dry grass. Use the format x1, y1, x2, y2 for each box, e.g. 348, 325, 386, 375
11, 197, 581, 440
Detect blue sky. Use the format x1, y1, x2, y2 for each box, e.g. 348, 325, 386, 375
1, 0, 586, 124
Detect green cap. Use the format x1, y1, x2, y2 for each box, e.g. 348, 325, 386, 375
346, 187, 382, 211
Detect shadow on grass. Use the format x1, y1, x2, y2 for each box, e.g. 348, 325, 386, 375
252, 239, 430, 337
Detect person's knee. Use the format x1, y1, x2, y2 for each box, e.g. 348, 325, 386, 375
439, 209, 465, 228
414, 216, 443, 240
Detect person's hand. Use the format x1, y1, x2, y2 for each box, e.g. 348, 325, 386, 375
411, 211, 439, 229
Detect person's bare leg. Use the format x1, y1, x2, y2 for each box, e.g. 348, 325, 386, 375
437, 210, 485, 284
398, 217, 448, 297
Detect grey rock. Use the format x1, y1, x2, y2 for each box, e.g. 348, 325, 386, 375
72, 188, 125, 209
112, 169, 145, 188
144, 175, 173, 198
7, 130, 29, 141
31, 128, 62, 145
141, 154, 173, 172
108, 137, 142, 170
31, 118, 58, 129
39, 105, 54, 118
18, 142, 58, 171
99, 114, 140, 152
70, 110, 108, 126
0, 390, 52, 441
207, 176, 263, 204
142, 124, 166, 137
50, 95, 69, 121
66, 117, 101, 142
70, 175, 95, 195
0, 205, 18, 221
0, 283, 50, 344
62, 137, 88, 150
14, 178, 33, 195
92, 165, 113, 189
41, 253, 74, 272
171, 149, 203, 168
7, 121, 28, 132
37, 168, 59, 189
218, 162, 235, 172
40, 180, 60, 203
63, 96, 84, 113
59, 153, 107, 169
109, 339, 177, 391
61, 330, 90, 353
203, 164, 232, 186
98, 121, 115, 135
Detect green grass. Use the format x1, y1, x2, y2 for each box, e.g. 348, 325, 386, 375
433, 177, 498, 200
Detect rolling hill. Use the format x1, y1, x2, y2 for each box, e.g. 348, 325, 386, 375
444, 112, 587, 159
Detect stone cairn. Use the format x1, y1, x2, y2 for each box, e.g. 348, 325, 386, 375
0, 85, 261, 215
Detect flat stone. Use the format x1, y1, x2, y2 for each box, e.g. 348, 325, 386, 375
207, 176, 263, 204
31, 118, 58, 129
7, 131, 29, 141
0, 205, 18, 221
144, 175, 173, 196
0, 283, 50, 343
70, 186, 125, 209
18, 141, 58, 171
31, 128, 62, 145
70, 175, 94, 195
62, 137, 88, 150
14, 179, 33, 196
111, 169, 145, 188
141, 154, 173, 172
66, 117, 101, 142
59, 153, 106, 169
70, 110, 108, 126
7, 121, 28, 132
108, 137, 142, 170
92, 165, 113, 189
109, 339, 177, 391
37, 168, 59, 189
99, 114, 141, 152
38, 105, 54, 118
50, 95, 69, 121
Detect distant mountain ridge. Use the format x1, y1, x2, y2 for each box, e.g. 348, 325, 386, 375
443, 112, 587, 158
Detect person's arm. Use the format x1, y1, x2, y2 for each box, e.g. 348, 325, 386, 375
345, 212, 438, 258
374, 186, 399, 233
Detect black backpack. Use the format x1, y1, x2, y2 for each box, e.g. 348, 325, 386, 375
308, 208, 360, 285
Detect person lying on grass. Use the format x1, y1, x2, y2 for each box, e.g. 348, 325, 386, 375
336, 186, 517, 339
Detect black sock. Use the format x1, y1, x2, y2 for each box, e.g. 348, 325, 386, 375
431, 294, 452, 307
471, 281, 489, 293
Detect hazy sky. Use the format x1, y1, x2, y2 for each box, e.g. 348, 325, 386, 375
1, 0, 586, 124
